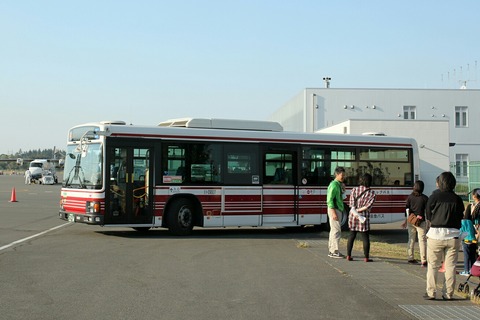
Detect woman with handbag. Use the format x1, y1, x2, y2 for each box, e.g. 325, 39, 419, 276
401, 180, 429, 266
346, 173, 376, 262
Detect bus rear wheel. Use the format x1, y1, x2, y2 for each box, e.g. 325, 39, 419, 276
323, 208, 349, 231
340, 207, 349, 231
167, 198, 194, 236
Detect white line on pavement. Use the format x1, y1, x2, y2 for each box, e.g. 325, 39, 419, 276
0, 222, 72, 252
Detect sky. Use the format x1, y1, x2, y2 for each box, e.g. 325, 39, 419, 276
1, 0, 479, 155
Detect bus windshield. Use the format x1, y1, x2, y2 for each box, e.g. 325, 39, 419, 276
63, 143, 103, 189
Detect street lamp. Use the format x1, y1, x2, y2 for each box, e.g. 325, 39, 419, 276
323, 77, 331, 88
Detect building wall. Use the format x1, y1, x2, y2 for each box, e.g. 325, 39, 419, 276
273, 90, 306, 132
269, 88, 479, 193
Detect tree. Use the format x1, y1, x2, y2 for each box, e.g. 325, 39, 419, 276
0, 148, 65, 170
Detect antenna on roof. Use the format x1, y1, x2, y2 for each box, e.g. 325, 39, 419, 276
459, 61, 479, 89
442, 61, 478, 89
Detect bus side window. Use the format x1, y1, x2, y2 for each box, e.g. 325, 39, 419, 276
176, 166, 185, 177
271, 167, 293, 184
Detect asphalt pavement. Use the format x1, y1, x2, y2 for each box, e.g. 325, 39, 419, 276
296, 232, 480, 319
2, 174, 480, 319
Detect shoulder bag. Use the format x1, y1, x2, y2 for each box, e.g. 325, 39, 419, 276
407, 212, 421, 227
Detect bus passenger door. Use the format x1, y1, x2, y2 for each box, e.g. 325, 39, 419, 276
262, 148, 298, 225
105, 145, 153, 225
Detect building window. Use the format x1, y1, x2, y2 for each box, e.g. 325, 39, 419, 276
455, 106, 468, 127
403, 106, 416, 119
455, 154, 468, 177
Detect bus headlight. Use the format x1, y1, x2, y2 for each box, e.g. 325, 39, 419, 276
86, 201, 101, 214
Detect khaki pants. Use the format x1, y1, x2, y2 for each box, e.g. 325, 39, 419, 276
407, 221, 427, 263
328, 209, 343, 253
426, 237, 460, 298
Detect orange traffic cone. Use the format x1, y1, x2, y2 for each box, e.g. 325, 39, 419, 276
9, 187, 18, 202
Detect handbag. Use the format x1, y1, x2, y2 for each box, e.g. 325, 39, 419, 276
407, 213, 421, 226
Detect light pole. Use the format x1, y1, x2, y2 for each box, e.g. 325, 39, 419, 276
323, 77, 331, 88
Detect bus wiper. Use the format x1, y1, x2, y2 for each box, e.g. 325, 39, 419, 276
64, 153, 86, 188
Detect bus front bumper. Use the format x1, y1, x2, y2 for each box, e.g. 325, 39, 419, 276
59, 211, 104, 225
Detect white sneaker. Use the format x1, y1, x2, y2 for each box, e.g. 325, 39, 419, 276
328, 251, 345, 259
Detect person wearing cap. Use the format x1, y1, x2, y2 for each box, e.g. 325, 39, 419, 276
424, 172, 464, 300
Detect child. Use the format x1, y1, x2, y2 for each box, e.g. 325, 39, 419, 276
459, 216, 478, 275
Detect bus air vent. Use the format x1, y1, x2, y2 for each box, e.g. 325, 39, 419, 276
100, 121, 127, 125
362, 132, 386, 136
158, 118, 283, 132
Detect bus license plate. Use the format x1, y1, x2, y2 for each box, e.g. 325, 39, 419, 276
68, 214, 75, 222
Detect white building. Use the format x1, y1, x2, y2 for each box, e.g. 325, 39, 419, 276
269, 88, 480, 195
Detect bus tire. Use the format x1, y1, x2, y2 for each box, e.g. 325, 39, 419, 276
340, 208, 349, 231
167, 198, 194, 236
323, 209, 349, 231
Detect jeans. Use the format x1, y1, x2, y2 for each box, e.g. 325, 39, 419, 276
462, 242, 478, 273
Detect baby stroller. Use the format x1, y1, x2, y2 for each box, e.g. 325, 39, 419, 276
457, 252, 480, 299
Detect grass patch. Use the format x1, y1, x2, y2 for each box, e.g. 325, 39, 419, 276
296, 241, 310, 248
339, 236, 409, 260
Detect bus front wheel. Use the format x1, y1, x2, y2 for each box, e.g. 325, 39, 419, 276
167, 198, 194, 236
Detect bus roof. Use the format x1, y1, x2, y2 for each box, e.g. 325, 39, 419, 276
70, 119, 417, 148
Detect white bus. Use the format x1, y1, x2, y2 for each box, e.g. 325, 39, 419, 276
59, 118, 419, 235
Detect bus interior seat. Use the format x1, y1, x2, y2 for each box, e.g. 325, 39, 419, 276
273, 167, 285, 183
284, 169, 292, 184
